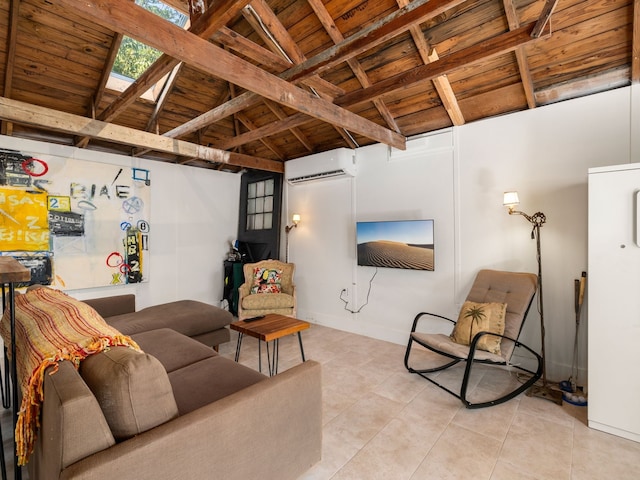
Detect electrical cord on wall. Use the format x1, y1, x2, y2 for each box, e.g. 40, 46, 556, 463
339, 268, 378, 313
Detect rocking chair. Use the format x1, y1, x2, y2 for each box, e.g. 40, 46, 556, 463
404, 269, 542, 408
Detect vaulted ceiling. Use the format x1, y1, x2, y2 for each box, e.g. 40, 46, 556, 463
0, 0, 637, 173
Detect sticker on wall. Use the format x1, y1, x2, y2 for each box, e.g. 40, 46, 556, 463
0, 148, 151, 289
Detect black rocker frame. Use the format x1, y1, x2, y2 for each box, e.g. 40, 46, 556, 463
403, 293, 542, 409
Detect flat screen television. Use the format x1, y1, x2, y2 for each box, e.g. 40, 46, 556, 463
356, 220, 434, 271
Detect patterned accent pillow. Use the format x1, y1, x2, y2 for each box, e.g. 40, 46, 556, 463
251, 267, 283, 294
450, 301, 507, 355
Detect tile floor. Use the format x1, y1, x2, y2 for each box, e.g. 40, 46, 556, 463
2, 324, 639, 479
219, 323, 640, 480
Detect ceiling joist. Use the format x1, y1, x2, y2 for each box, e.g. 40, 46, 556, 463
221, 21, 549, 150
0, 0, 632, 172
162, 0, 470, 143
0, 96, 283, 172
57, 0, 405, 150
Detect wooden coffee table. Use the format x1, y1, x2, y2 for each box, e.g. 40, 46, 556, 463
230, 314, 310, 376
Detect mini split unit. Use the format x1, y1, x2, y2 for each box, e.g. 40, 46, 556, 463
284, 148, 356, 185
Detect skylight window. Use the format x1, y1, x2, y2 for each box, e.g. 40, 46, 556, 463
111, 0, 188, 82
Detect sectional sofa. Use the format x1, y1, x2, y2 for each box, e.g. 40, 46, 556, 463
4, 290, 322, 480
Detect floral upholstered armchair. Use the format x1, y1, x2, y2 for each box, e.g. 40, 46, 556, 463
237, 260, 296, 321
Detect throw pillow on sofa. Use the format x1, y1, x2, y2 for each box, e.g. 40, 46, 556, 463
80, 346, 179, 440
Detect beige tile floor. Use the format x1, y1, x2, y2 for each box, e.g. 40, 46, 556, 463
219, 323, 640, 480
2, 324, 638, 480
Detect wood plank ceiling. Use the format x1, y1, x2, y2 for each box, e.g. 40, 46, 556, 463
0, 0, 637, 173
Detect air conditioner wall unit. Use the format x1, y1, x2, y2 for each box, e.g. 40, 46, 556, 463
285, 148, 356, 185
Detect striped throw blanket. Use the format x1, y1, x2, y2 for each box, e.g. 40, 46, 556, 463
0, 287, 140, 466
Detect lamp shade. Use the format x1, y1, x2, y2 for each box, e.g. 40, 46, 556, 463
292, 213, 301, 224
503, 191, 520, 207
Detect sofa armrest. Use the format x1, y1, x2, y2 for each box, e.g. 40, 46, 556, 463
28, 362, 115, 480
59, 361, 322, 480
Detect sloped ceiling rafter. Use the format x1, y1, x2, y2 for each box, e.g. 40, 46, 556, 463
65, 0, 406, 148
73, 0, 254, 154
161, 0, 470, 148
0, 0, 635, 172
308, 0, 402, 134
243, 0, 360, 149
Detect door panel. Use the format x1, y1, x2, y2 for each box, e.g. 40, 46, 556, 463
238, 171, 283, 262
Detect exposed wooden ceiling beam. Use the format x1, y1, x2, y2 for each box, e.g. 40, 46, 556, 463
0, 96, 283, 172
94, 33, 124, 112
145, 63, 183, 133
236, 111, 285, 160
397, 0, 464, 126
309, 0, 401, 134
223, 22, 549, 148
335, 22, 547, 108
247, 0, 359, 147
426, 48, 465, 125
262, 99, 313, 152
97, 0, 252, 124
240, 0, 348, 149
1, 0, 21, 136
58, 0, 405, 150
163, 0, 467, 141
75, 31, 124, 148
211, 27, 344, 98
285, 0, 468, 83
503, 0, 536, 109
531, 0, 559, 38
187, 0, 205, 23
213, 26, 291, 72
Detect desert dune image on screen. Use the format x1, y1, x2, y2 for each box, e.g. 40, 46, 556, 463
356, 220, 434, 271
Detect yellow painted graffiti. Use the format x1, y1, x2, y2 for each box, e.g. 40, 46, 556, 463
0, 188, 49, 251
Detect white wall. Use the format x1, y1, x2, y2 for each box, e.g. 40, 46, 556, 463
0, 135, 240, 309
285, 85, 637, 383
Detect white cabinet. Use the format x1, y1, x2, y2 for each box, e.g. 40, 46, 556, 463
588, 163, 640, 443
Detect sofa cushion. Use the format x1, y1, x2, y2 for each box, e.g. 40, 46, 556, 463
105, 300, 232, 339
131, 328, 216, 373
241, 292, 295, 310
168, 356, 266, 415
80, 346, 179, 440
0, 287, 139, 466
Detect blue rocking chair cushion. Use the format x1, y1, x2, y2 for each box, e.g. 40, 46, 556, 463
450, 301, 507, 355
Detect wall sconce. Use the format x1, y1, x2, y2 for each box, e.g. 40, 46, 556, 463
285, 214, 301, 262
285, 213, 301, 233
503, 191, 561, 404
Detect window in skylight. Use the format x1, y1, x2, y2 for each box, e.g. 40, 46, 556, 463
111, 0, 188, 82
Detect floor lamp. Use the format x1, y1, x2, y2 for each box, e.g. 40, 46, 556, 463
503, 192, 562, 405
284, 213, 300, 262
